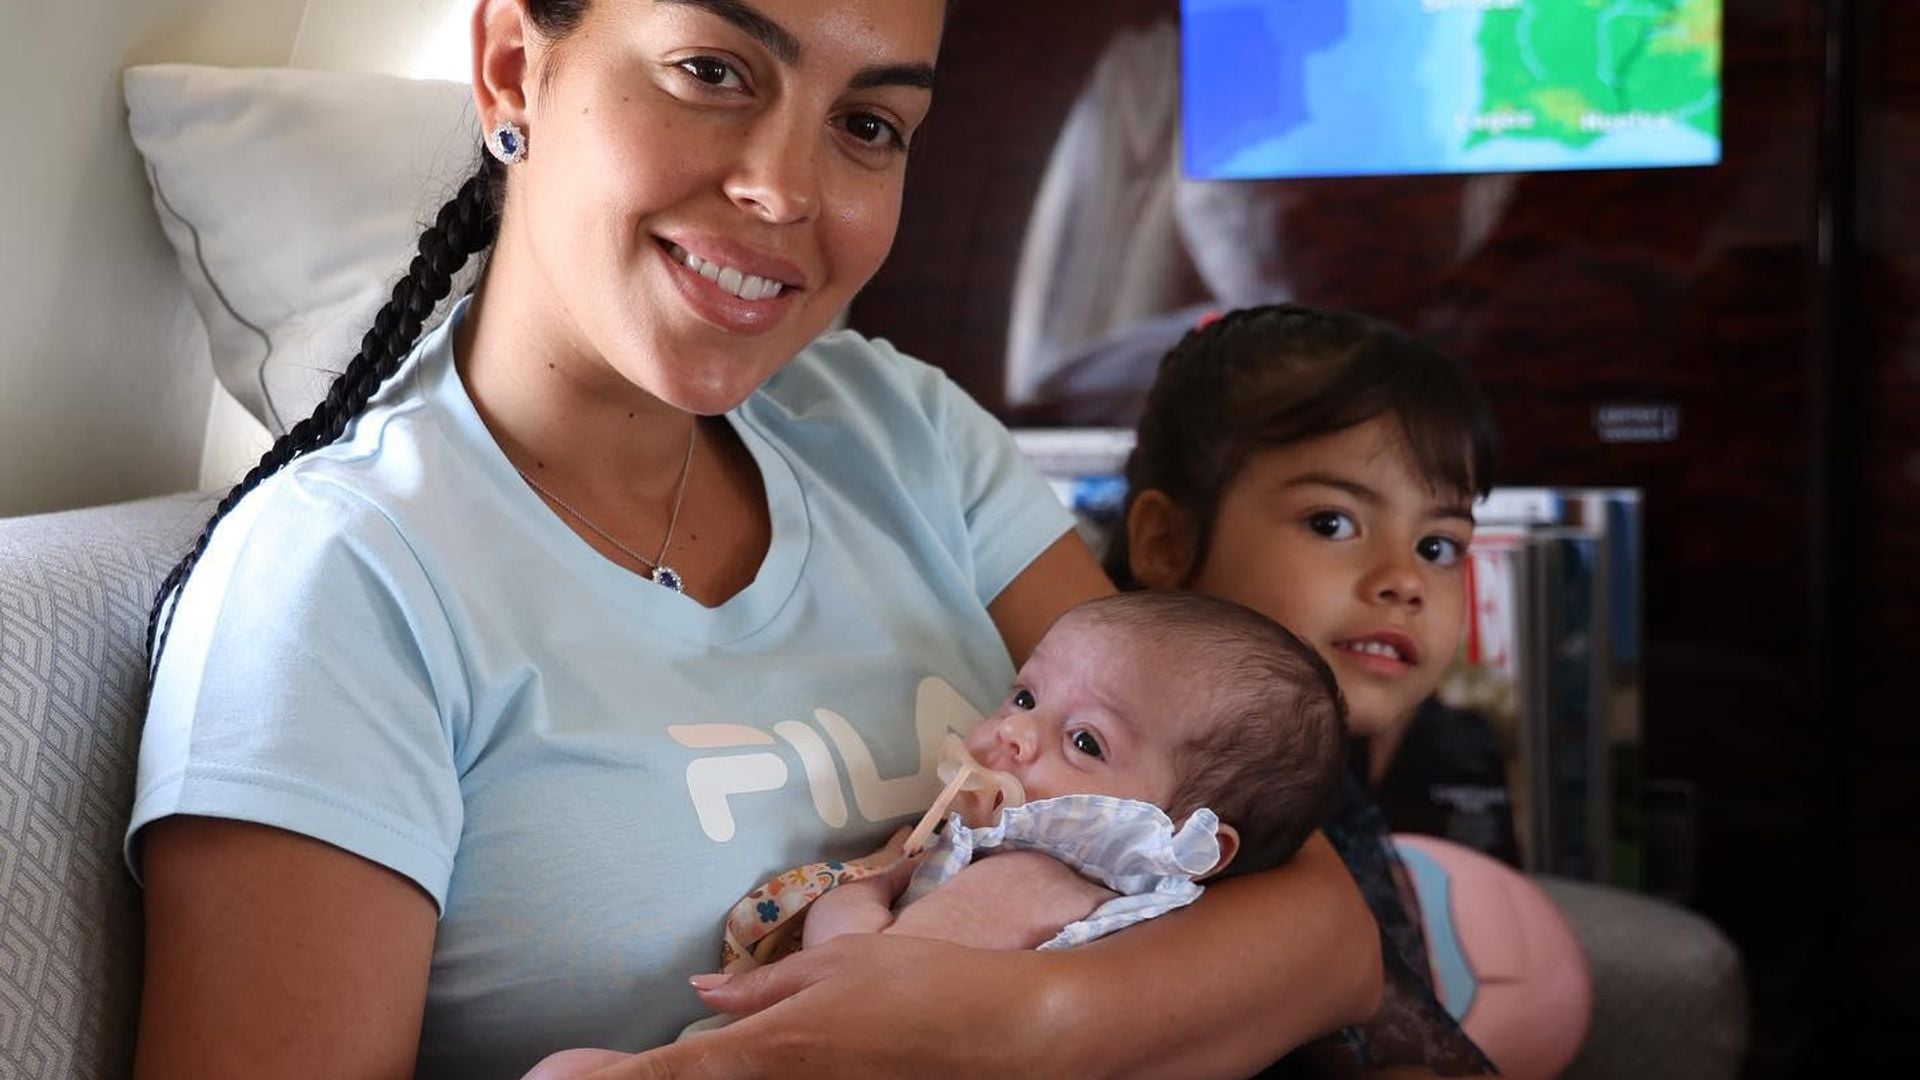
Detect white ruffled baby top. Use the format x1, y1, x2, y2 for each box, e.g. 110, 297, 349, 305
898, 793, 1223, 949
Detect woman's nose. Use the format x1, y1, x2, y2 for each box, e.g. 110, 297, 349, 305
723, 109, 821, 225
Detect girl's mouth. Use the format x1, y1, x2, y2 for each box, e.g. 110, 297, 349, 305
1332, 632, 1421, 672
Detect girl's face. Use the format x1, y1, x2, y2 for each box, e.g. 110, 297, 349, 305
499, 0, 944, 413
1178, 416, 1475, 736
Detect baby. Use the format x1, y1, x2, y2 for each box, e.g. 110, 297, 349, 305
729, 591, 1350, 966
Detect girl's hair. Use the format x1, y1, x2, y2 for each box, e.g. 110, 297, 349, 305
145, 0, 597, 677
1105, 303, 1499, 589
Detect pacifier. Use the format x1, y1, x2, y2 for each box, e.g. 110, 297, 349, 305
902, 734, 1027, 855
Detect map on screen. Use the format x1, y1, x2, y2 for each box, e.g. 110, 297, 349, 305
1181, 0, 1722, 180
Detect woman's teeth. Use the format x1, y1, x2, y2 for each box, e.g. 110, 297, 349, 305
1340, 640, 1407, 662
668, 243, 787, 301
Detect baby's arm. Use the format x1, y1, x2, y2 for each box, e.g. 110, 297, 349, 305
805, 850, 1117, 952
802, 873, 906, 945
885, 850, 1118, 951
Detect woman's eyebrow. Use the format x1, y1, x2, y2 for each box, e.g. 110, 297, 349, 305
658, 0, 801, 64
851, 63, 937, 92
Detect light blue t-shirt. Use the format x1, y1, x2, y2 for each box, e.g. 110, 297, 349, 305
128, 298, 1074, 1077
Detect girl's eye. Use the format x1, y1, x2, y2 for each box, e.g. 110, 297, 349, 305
1070, 730, 1104, 759
678, 56, 745, 90
1417, 535, 1465, 568
839, 111, 906, 151
1306, 511, 1358, 541
1011, 688, 1035, 710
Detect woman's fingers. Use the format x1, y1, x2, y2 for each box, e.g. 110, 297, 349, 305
671, 936, 1070, 1078
694, 940, 844, 1017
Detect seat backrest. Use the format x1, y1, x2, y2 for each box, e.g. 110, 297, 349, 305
0, 493, 211, 1078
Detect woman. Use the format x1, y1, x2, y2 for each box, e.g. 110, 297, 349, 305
128, 2, 1380, 1077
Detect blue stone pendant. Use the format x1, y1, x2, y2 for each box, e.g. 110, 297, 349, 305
651, 565, 684, 593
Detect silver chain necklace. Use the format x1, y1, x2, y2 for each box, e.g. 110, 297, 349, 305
515, 421, 697, 593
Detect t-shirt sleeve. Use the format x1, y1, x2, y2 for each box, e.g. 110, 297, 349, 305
127, 471, 467, 912
883, 343, 1077, 608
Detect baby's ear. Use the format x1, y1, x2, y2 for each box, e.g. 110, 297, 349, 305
1200, 822, 1240, 881
1125, 489, 1198, 589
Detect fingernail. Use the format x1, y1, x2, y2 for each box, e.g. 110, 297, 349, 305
689, 973, 732, 991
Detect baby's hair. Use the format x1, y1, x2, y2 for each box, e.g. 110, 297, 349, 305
1063, 591, 1346, 876
1105, 303, 1498, 588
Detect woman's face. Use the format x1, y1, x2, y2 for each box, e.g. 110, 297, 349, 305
1177, 416, 1476, 736
502, 0, 944, 413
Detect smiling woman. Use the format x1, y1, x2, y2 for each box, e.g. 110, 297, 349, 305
125, 3, 1380, 1078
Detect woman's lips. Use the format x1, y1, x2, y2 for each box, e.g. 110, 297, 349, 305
654, 238, 802, 335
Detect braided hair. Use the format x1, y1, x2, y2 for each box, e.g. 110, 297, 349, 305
145, 0, 599, 679
1105, 303, 1499, 589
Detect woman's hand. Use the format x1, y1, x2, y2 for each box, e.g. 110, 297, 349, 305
576, 936, 1077, 1079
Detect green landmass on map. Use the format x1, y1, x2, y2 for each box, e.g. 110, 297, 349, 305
1464, 0, 1721, 152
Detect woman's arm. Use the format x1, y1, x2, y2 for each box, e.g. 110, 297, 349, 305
983, 531, 1117, 665
633, 831, 1377, 1080
135, 816, 437, 1079
1046, 831, 1383, 1078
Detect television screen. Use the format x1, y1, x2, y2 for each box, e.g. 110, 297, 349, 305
1181, 0, 1722, 180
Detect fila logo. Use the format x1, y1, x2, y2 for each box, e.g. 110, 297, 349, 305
666, 676, 984, 842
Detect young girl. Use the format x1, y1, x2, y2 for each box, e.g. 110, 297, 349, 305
1109, 303, 1503, 1077
124, 4, 1381, 1078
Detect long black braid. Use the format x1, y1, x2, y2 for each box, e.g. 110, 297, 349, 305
143, 3, 600, 679
144, 157, 503, 678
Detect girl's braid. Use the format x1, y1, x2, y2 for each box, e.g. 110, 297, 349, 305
146, 159, 502, 678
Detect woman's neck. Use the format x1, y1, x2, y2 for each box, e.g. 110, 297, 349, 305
456, 268, 697, 504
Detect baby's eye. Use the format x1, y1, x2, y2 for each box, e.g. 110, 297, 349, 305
1417, 535, 1464, 568
1070, 730, 1104, 759
1011, 688, 1035, 710
1306, 511, 1358, 540
678, 56, 745, 90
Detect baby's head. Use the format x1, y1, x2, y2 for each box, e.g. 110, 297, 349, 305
1107, 303, 1498, 737
964, 592, 1346, 877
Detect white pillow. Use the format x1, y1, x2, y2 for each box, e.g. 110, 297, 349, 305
124, 64, 479, 437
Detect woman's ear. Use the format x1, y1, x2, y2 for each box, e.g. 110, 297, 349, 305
1201, 823, 1240, 880
1125, 489, 1199, 590
474, 0, 535, 128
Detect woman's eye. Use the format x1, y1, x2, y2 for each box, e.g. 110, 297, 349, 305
1011, 688, 1035, 710
679, 56, 745, 90
1417, 535, 1465, 568
1306, 511, 1358, 540
840, 111, 906, 151
1070, 730, 1104, 759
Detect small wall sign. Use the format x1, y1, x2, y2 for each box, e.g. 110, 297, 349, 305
1594, 402, 1681, 444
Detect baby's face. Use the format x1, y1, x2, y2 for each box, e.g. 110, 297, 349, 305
964, 616, 1196, 808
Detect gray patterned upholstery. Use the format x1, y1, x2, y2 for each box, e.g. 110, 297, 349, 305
0, 492, 210, 1080
1543, 876, 1749, 1080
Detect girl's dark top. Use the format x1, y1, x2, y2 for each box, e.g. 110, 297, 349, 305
1257, 767, 1500, 1078
1373, 698, 1522, 868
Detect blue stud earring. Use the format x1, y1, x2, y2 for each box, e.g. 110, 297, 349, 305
489, 121, 528, 165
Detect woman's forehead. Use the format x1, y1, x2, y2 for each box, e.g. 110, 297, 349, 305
637, 0, 946, 66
